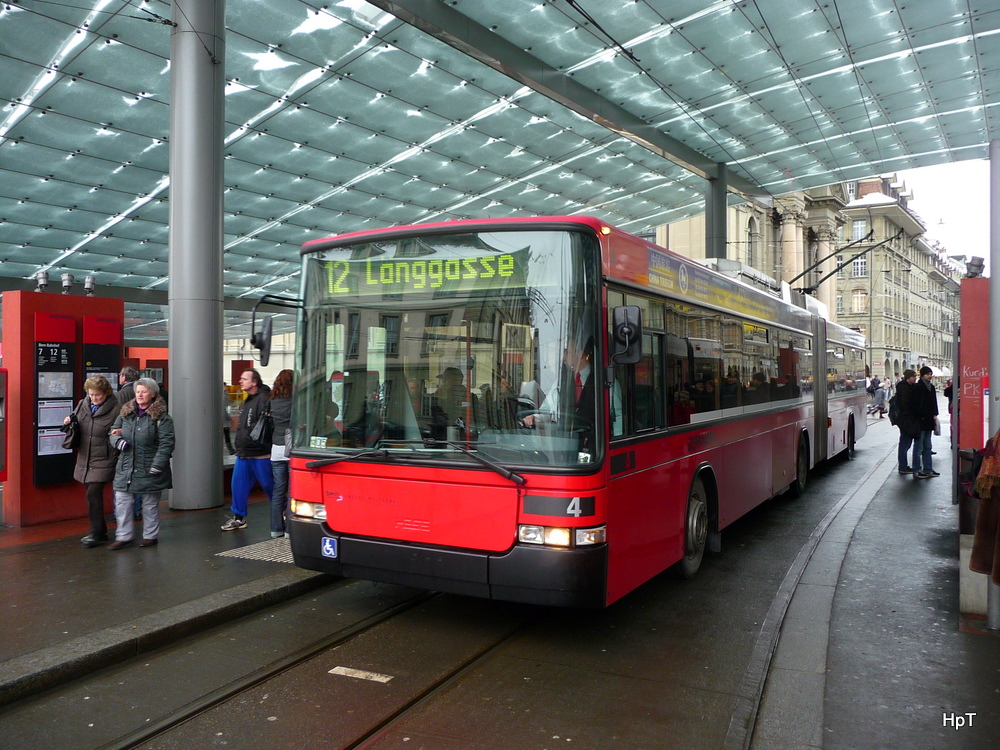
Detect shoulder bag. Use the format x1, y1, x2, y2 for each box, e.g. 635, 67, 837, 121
61, 399, 85, 450
249, 407, 273, 445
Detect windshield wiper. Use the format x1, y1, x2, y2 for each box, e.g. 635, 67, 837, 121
305, 448, 389, 469
421, 438, 526, 486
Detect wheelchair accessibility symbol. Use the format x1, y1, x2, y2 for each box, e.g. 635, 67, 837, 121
321, 537, 338, 559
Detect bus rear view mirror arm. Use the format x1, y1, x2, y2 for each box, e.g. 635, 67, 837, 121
611, 305, 642, 365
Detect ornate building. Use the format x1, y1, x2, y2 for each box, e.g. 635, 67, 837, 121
657, 176, 960, 379
836, 178, 960, 378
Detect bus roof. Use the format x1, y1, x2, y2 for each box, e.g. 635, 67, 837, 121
301, 215, 608, 253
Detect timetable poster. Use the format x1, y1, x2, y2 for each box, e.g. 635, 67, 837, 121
34, 312, 77, 486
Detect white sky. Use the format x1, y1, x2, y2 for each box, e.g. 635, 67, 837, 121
896, 160, 990, 266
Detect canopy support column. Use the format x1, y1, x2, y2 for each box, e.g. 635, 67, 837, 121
987, 140, 1000, 628
706, 164, 728, 260
167, 0, 226, 510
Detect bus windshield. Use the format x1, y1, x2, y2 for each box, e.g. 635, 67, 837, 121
294, 228, 602, 469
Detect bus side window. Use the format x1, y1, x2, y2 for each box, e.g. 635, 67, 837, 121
612, 362, 628, 438
611, 333, 662, 436
634, 333, 662, 431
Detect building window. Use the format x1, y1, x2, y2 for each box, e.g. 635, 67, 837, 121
836, 293, 844, 314
380, 314, 400, 356
347, 312, 360, 358
745, 217, 758, 268
852, 220, 866, 241
852, 289, 868, 314
423, 312, 451, 355
836, 255, 844, 278
852, 255, 867, 277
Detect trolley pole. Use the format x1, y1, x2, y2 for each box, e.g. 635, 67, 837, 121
988, 140, 1000, 629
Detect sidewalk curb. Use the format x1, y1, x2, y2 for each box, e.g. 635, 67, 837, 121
0, 568, 331, 707
724, 437, 897, 749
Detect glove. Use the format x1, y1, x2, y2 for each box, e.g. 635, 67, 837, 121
149, 465, 163, 475
115, 438, 129, 451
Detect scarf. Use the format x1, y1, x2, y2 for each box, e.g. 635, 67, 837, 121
975, 432, 1000, 498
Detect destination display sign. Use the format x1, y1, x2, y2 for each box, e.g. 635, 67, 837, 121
324, 252, 524, 298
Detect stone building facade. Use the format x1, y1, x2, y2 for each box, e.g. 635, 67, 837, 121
657, 176, 960, 379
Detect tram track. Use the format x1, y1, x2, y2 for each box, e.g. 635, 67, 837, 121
105, 587, 535, 750
100, 589, 441, 750
121, 589, 536, 750
342, 617, 532, 750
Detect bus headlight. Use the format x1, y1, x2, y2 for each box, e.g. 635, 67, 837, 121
290, 498, 326, 521
518, 525, 605, 547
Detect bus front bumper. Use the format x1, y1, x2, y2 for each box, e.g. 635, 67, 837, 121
288, 516, 608, 608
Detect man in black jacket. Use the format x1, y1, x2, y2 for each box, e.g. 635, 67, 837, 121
895, 369, 919, 474
911, 366, 940, 478
221, 369, 274, 531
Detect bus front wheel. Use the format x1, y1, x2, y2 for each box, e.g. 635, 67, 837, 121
680, 477, 709, 579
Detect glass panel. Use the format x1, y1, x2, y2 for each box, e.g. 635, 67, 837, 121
294, 229, 601, 469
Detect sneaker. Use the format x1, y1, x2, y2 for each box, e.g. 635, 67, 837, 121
221, 516, 247, 531
898, 468, 914, 474
915, 471, 931, 479
270, 531, 286, 539
925, 470, 941, 477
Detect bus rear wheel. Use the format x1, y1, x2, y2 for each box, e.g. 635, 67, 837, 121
843, 420, 856, 460
680, 477, 709, 579
790, 434, 809, 497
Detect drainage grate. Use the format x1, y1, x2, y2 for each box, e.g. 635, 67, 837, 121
216, 537, 294, 564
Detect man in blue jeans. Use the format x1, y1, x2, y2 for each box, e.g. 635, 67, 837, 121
911, 366, 940, 479
221, 369, 273, 530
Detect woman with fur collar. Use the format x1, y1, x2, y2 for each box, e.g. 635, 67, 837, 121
108, 378, 174, 549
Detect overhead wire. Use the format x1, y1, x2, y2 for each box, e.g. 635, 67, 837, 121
828, 0, 887, 173
560, 0, 776, 202
740, 0, 845, 181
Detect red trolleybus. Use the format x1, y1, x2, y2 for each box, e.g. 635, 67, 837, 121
271, 217, 866, 607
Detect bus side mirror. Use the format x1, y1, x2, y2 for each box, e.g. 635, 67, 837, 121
250, 315, 273, 367
611, 305, 642, 364
248, 294, 301, 368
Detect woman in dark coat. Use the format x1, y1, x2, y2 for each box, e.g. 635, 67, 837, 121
108, 378, 175, 549
62, 376, 119, 547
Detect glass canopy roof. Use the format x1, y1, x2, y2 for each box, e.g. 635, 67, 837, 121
1, 0, 997, 342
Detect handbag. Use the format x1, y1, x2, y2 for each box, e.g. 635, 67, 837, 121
61, 420, 80, 450
249, 409, 273, 444
60, 399, 85, 450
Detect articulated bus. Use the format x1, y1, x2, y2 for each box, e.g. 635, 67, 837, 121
264, 216, 867, 607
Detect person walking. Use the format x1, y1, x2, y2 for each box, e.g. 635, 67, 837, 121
895, 369, 920, 475
222, 368, 274, 531
268, 369, 293, 538
115, 366, 139, 407
911, 365, 940, 478
63, 376, 120, 547
871, 378, 889, 418
108, 378, 174, 549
